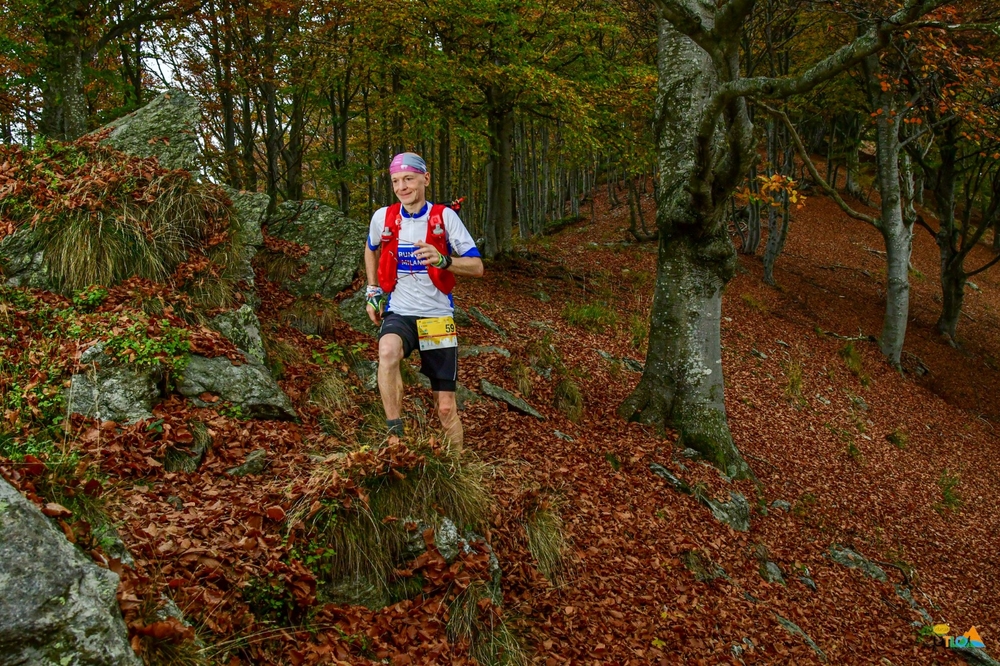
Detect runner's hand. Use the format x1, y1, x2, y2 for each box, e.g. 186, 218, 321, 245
413, 240, 442, 267
366, 286, 385, 324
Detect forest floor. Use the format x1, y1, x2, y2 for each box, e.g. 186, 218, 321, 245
4, 177, 1000, 666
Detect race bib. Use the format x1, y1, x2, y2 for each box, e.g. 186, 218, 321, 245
417, 316, 458, 351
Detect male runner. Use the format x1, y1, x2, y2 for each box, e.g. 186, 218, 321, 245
363, 152, 484, 451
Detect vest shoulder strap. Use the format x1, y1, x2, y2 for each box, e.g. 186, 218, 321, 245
384, 203, 402, 234
428, 203, 447, 237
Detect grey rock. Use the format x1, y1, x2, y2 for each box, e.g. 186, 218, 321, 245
596, 350, 643, 373
0, 478, 141, 666
404, 517, 462, 562
681, 448, 701, 459
221, 186, 269, 286
210, 305, 266, 366
680, 550, 727, 582
698, 490, 751, 532
459, 345, 510, 358
815, 394, 831, 405
480, 379, 543, 419
101, 89, 201, 173
956, 649, 1000, 666
799, 569, 817, 591
469, 306, 507, 339
773, 613, 827, 662
225, 449, 267, 477
340, 288, 376, 335
453, 305, 472, 327
0, 227, 49, 289
850, 394, 869, 412
415, 375, 478, 410
760, 560, 786, 585
91, 522, 134, 567
623, 358, 644, 373
322, 577, 388, 610
456, 383, 480, 409
177, 355, 296, 420
771, 500, 792, 512
828, 545, 887, 582
894, 584, 933, 625
266, 200, 366, 299
649, 463, 690, 493
66, 343, 160, 424
529, 320, 556, 331
533, 291, 551, 302
554, 430, 574, 442
347, 351, 378, 391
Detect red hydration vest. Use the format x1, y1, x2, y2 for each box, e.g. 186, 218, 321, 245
377, 202, 456, 295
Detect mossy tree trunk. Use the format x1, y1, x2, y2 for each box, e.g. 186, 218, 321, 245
621, 0, 943, 478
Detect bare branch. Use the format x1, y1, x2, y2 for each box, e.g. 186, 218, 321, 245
652, 0, 713, 47
714, 0, 757, 40
763, 104, 881, 229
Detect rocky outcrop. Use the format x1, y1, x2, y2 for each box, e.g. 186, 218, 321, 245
176, 355, 296, 420
0, 227, 48, 288
0, 479, 141, 666
210, 305, 267, 366
101, 90, 201, 173
222, 186, 269, 287
266, 200, 366, 299
66, 343, 160, 424
480, 379, 544, 419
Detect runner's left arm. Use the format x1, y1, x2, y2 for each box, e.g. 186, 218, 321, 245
423, 208, 484, 277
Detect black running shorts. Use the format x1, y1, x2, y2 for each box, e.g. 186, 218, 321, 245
378, 312, 458, 392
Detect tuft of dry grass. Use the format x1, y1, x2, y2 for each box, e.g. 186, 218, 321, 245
553, 378, 583, 422
279, 296, 339, 335
525, 505, 567, 585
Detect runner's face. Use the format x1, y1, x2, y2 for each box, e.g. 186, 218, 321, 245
392, 171, 430, 207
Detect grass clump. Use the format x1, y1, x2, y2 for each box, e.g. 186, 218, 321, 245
741, 293, 768, 313
508, 358, 533, 398
562, 301, 617, 333
310, 370, 354, 418
447, 580, 528, 666
839, 342, 870, 386
934, 469, 962, 513
629, 313, 648, 350
280, 296, 339, 336
261, 330, 304, 380
525, 505, 567, 585
0, 137, 245, 309
553, 378, 583, 423
290, 440, 491, 596
782, 357, 805, 406
131, 598, 207, 666
886, 427, 908, 449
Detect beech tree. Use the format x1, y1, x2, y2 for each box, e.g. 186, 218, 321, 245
619, 0, 946, 479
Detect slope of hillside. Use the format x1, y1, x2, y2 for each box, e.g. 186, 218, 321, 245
3, 176, 997, 665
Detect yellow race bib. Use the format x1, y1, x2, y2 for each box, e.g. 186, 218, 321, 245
416, 316, 458, 351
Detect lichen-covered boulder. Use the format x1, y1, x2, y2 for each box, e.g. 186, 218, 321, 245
339, 287, 375, 335
0, 478, 141, 666
210, 305, 266, 366
176, 355, 296, 420
221, 186, 269, 286
101, 89, 201, 173
66, 343, 160, 424
266, 200, 366, 299
0, 227, 48, 288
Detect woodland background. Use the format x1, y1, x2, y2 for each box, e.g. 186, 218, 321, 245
3, 0, 1000, 664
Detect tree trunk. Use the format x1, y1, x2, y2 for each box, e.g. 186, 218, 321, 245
484, 104, 514, 258
619, 234, 749, 478
873, 111, 911, 366
619, 15, 751, 480
937, 259, 964, 340
39, 39, 88, 140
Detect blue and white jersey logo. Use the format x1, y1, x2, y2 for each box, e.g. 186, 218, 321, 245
396, 243, 427, 275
